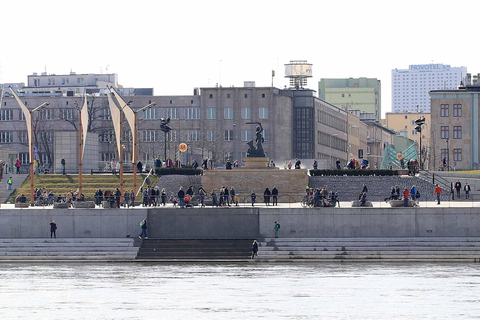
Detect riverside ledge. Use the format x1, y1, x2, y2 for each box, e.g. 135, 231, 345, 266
1, 205, 480, 239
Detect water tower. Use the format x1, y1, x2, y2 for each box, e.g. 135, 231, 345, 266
284, 60, 312, 89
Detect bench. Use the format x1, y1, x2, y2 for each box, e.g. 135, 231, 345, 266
14, 203, 30, 208
351, 200, 373, 207
73, 201, 95, 208
53, 202, 70, 209
389, 199, 418, 207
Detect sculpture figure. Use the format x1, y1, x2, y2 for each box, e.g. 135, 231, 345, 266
246, 122, 265, 157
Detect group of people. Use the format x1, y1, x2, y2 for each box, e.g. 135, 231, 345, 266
283, 158, 302, 170
453, 180, 471, 199
251, 186, 279, 206
305, 185, 339, 207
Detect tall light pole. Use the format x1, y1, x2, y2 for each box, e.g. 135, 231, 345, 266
160, 117, 172, 167
415, 116, 425, 170
347, 125, 358, 165
329, 133, 339, 169
133, 102, 155, 195
446, 138, 449, 171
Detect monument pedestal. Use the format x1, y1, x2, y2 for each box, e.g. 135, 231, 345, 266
244, 157, 270, 169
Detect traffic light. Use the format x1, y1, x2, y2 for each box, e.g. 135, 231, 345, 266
414, 116, 425, 126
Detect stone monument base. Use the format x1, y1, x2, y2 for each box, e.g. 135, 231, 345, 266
244, 157, 270, 169
201, 168, 308, 203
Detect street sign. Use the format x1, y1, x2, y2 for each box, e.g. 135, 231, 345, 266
179, 143, 187, 152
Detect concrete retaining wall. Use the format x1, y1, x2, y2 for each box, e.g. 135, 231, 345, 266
1, 207, 480, 239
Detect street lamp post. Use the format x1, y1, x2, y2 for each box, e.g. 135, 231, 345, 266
446, 138, 449, 171
347, 125, 358, 165
160, 117, 172, 167
415, 116, 425, 170
329, 133, 339, 169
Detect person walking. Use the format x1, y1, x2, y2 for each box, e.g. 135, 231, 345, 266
455, 180, 462, 198
130, 190, 135, 207
111, 158, 117, 175
161, 188, 167, 206
434, 184, 442, 205
7, 177, 12, 190
198, 185, 207, 208
230, 186, 236, 205
464, 183, 471, 199
50, 220, 57, 239
251, 191, 256, 206
211, 189, 218, 207
251, 240, 259, 259
123, 190, 130, 208
138, 218, 148, 239
410, 185, 417, 201
61, 157, 66, 175
264, 188, 271, 206
178, 187, 185, 207
271, 186, 278, 206
274, 221, 280, 238
403, 188, 410, 207
15, 158, 21, 174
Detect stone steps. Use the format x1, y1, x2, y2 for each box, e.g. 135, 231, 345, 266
0, 238, 138, 260
258, 238, 480, 261
136, 239, 253, 260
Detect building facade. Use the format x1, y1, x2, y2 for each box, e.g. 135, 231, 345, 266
318, 77, 381, 122
430, 85, 480, 170
392, 64, 467, 113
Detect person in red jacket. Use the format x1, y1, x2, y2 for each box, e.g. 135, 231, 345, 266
434, 184, 442, 205
403, 188, 410, 207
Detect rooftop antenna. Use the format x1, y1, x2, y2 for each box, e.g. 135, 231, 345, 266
219, 60, 222, 87
284, 60, 312, 90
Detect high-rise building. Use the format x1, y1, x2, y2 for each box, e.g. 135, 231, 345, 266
318, 77, 381, 122
392, 64, 467, 113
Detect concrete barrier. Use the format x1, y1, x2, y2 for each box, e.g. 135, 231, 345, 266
1, 207, 480, 239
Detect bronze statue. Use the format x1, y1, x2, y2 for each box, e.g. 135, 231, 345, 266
0, 160, 4, 181
246, 122, 265, 157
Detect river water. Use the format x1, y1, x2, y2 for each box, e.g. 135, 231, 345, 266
1, 262, 480, 319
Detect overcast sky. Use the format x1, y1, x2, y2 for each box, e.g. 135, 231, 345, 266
0, 0, 477, 117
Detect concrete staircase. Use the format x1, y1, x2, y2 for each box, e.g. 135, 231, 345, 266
155, 175, 202, 196
1, 173, 28, 203
258, 238, 480, 262
136, 239, 253, 261
0, 238, 139, 260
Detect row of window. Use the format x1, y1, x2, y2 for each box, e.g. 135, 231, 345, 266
440, 126, 462, 139
0, 109, 76, 121
440, 104, 462, 117
208, 93, 267, 99
441, 149, 462, 162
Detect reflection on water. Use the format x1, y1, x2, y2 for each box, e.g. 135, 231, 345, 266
1, 263, 480, 319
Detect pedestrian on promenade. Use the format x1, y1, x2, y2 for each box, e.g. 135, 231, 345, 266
464, 183, 471, 199
251, 191, 256, 206
434, 184, 442, 204
161, 188, 167, 206
362, 184, 368, 193
230, 186, 236, 205
139, 219, 148, 239
15, 158, 21, 174
274, 221, 280, 238
403, 188, 410, 207
251, 240, 258, 259
50, 220, 57, 239
130, 190, 135, 207
111, 158, 117, 175
198, 185, 206, 208
455, 180, 462, 198
271, 186, 278, 206
7, 177, 12, 190
294, 158, 301, 169
211, 189, 218, 207
61, 156, 66, 175
123, 190, 130, 208
410, 185, 417, 201
313, 159, 318, 170
178, 186, 185, 207
264, 188, 271, 206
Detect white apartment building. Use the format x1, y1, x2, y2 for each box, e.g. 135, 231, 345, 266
392, 64, 467, 113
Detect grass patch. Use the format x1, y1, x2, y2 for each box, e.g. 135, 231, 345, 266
7, 174, 159, 203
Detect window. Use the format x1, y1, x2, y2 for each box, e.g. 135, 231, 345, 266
18, 110, 26, 121
19, 153, 29, 165
99, 130, 114, 142
263, 129, 268, 141
184, 108, 200, 119
18, 131, 28, 144
366, 145, 371, 155
453, 126, 462, 139
209, 94, 213, 99
259, 108, 268, 119
142, 108, 158, 120
39, 109, 55, 120
440, 126, 449, 139
411, 120, 415, 125
454, 149, 462, 161
453, 104, 462, 117
241, 129, 251, 141
224, 108, 233, 119
100, 109, 111, 120
163, 108, 179, 119
262, 93, 266, 98
225, 130, 233, 141
207, 130, 216, 141
0, 131, 13, 143
0, 109, 13, 121
48, 78, 55, 85
167, 130, 177, 142
227, 94, 231, 98
366, 130, 370, 139
241, 108, 251, 119
440, 104, 449, 117
39, 131, 54, 143
244, 94, 248, 98
60, 109, 74, 120
143, 130, 158, 142
185, 130, 200, 141
206, 108, 216, 119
